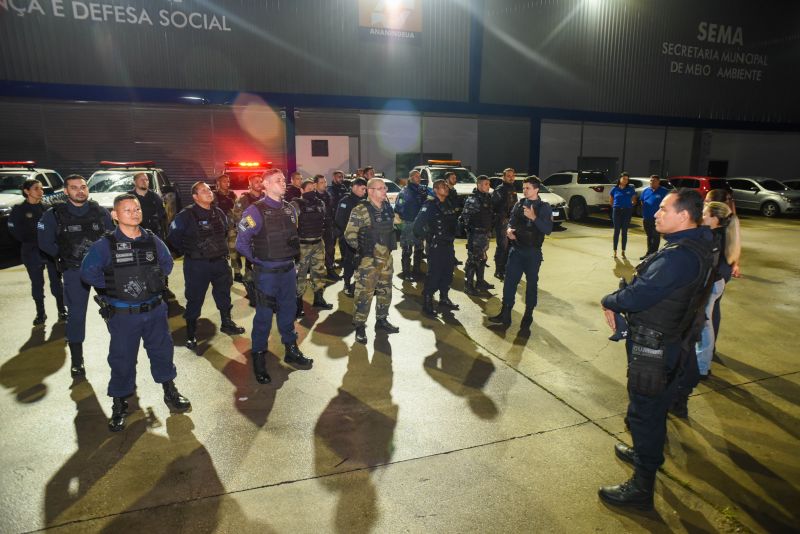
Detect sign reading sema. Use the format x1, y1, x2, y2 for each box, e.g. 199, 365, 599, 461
359, 0, 421, 43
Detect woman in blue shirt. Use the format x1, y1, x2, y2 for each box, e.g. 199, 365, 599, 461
609, 173, 636, 258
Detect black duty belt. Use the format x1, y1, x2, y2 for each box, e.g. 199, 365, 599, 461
187, 255, 228, 261
299, 238, 322, 245
255, 263, 294, 274
111, 297, 163, 314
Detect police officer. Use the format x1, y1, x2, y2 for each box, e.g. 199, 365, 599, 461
345, 177, 400, 344
167, 182, 245, 350
598, 189, 714, 511
313, 174, 340, 280
128, 172, 167, 239
236, 169, 314, 384
213, 174, 239, 279
292, 180, 333, 317
413, 179, 460, 316
335, 178, 367, 297
327, 170, 348, 266
231, 175, 266, 291
394, 170, 429, 280
491, 167, 519, 280
8, 178, 66, 325
285, 171, 303, 202
461, 175, 495, 295
38, 174, 114, 377
81, 193, 190, 432
488, 177, 552, 328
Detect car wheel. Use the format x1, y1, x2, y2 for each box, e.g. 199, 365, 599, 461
761, 201, 780, 217
568, 197, 587, 221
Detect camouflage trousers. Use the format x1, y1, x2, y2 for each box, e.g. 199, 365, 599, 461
296, 240, 327, 297
228, 228, 242, 274
353, 249, 393, 325
465, 230, 490, 270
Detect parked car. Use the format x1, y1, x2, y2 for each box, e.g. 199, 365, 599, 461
628, 177, 675, 216
381, 178, 401, 208
779, 178, 800, 191
489, 175, 568, 226
1, 161, 65, 249
669, 176, 730, 198
412, 160, 478, 196
541, 170, 614, 221
221, 160, 273, 196
87, 161, 181, 224
726, 176, 800, 217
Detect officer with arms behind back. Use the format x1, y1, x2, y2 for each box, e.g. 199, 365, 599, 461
8, 178, 66, 325
334, 178, 367, 297
599, 189, 715, 511
394, 169, 429, 280
38, 174, 114, 376
292, 179, 334, 317
413, 179, 460, 316
167, 182, 246, 351
237, 168, 314, 384
461, 175, 495, 295
488, 176, 552, 329
345, 177, 400, 344
81, 194, 190, 432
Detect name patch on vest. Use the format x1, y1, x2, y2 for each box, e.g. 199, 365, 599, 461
123, 280, 145, 298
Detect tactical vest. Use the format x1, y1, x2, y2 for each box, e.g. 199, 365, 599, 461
103, 231, 165, 302
215, 190, 236, 214
183, 205, 228, 259
495, 183, 518, 221
252, 199, 300, 261
329, 182, 348, 205
508, 200, 547, 248
427, 200, 459, 244
53, 201, 107, 269
295, 194, 326, 239
465, 192, 493, 231
360, 200, 397, 255
627, 237, 714, 342
12, 202, 45, 243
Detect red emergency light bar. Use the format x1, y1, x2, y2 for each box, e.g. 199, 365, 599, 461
224, 161, 273, 168
427, 159, 461, 166
99, 160, 156, 167
0, 160, 36, 167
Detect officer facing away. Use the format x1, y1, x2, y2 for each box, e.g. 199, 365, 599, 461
345, 177, 400, 344
236, 168, 314, 384
8, 178, 66, 325
461, 175, 496, 295
599, 189, 715, 510
491, 167, 519, 280
413, 179, 460, 316
167, 182, 245, 351
81, 194, 190, 432
38, 174, 114, 377
334, 178, 368, 297
394, 169, 429, 280
292, 179, 333, 317
488, 176, 553, 329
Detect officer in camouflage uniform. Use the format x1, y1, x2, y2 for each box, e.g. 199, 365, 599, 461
345, 177, 400, 344
461, 175, 496, 295
292, 180, 333, 317
231, 175, 266, 299
335, 178, 367, 297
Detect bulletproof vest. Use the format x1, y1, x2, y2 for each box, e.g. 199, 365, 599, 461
14, 203, 44, 243
53, 201, 107, 269
295, 193, 326, 239
131, 190, 163, 235
183, 205, 228, 259
214, 190, 235, 215
252, 199, 300, 261
285, 185, 302, 202
238, 192, 263, 212
465, 192, 493, 231
627, 237, 715, 342
399, 183, 428, 221
335, 193, 363, 230
496, 183, 518, 220
103, 231, 165, 302
360, 200, 397, 255
314, 190, 333, 220
329, 182, 348, 205
446, 187, 463, 213
509, 200, 547, 248
426, 200, 459, 243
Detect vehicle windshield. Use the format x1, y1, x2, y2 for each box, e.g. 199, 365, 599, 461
0, 172, 32, 195
426, 168, 477, 184
577, 172, 614, 184
708, 179, 729, 190
759, 179, 789, 191
88, 171, 155, 193
227, 172, 264, 190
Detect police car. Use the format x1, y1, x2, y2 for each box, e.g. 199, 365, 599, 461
87, 161, 181, 223
1, 161, 65, 248
412, 160, 478, 196
490, 174, 569, 226
220, 160, 273, 196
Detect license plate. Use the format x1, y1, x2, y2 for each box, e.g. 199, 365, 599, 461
552, 210, 560, 217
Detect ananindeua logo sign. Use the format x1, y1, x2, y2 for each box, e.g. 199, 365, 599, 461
359, 0, 422, 43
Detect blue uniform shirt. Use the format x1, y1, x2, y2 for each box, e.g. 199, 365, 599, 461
235, 196, 297, 268
509, 198, 554, 237
601, 226, 712, 313
80, 227, 173, 305
639, 186, 669, 219
37, 200, 114, 259
166, 204, 228, 255
396, 183, 432, 222
610, 185, 636, 208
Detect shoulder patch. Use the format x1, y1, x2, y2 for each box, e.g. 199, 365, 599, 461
37, 221, 45, 230
240, 214, 256, 231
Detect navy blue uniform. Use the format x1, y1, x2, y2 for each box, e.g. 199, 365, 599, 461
334, 193, 364, 286
602, 226, 713, 481
167, 204, 232, 323
327, 181, 349, 265
315, 189, 336, 270
491, 182, 519, 277
129, 189, 167, 239
38, 201, 114, 343
81, 228, 176, 397
8, 201, 64, 317
413, 198, 459, 298
236, 197, 299, 351
502, 198, 553, 309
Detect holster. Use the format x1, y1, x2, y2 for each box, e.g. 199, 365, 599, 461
93, 295, 115, 322
627, 324, 666, 397
252, 285, 278, 311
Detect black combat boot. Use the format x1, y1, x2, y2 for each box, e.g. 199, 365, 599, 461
375, 317, 400, 334
68, 342, 85, 377
252, 351, 271, 384
438, 291, 460, 311
295, 296, 305, 319
475, 265, 495, 291
343, 280, 355, 298
326, 268, 341, 281
669, 393, 689, 419
354, 324, 368, 344
233, 272, 244, 283
185, 320, 198, 350
163, 380, 191, 411
220, 312, 246, 335
56, 296, 68, 321
614, 443, 636, 466
284, 342, 313, 368
33, 299, 46, 326
598, 473, 655, 511
422, 293, 437, 317
108, 397, 128, 432
464, 264, 478, 295
312, 290, 333, 310
413, 248, 424, 276
488, 304, 512, 326
520, 306, 535, 329
399, 247, 413, 279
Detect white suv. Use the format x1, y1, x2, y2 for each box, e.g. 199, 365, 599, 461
542, 170, 614, 221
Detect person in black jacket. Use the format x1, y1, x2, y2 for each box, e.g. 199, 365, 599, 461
491, 168, 519, 280
461, 175, 495, 295
128, 172, 167, 239
327, 170, 349, 267
8, 178, 66, 325
313, 174, 339, 280
334, 178, 367, 297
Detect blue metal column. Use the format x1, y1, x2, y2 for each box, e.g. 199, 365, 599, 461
285, 104, 296, 174
529, 115, 541, 175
